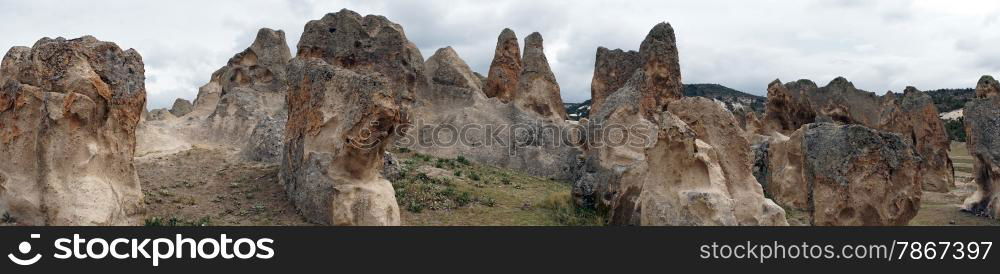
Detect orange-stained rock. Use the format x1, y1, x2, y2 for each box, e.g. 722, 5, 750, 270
0, 36, 146, 225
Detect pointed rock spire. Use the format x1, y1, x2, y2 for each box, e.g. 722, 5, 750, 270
515, 32, 568, 120
484, 28, 522, 102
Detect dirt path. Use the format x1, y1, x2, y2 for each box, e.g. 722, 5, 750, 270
137, 146, 310, 226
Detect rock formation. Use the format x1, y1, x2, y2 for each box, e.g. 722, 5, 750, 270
587, 22, 682, 118
484, 29, 521, 103
962, 75, 1000, 218
513, 32, 568, 120
169, 98, 193, 117
0, 36, 146, 225
201, 28, 291, 144
406, 45, 582, 181
762, 77, 953, 192
590, 48, 641, 115
280, 9, 422, 225
765, 123, 923, 225
572, 23, 785, 226
878, 87, 954, 192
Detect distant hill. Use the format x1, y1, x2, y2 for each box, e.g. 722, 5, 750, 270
564, 84, 764, 120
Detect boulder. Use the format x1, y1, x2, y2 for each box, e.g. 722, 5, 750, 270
0, 36, 145, 225
590, 47, 641, 115
765, 123, 923, 225
242, 113, 286, 163
961, 75, 1000, 218
280, 9, 419, 225
513, 32, 568, 120
483, 28, 521, 103
169, 98, 193, 117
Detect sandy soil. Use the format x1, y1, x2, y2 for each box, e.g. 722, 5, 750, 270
137, 146, 310, 226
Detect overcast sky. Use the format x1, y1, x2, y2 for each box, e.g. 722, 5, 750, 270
2, 0, 999, 108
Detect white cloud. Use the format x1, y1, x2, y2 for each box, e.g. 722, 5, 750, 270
1, 0, 998, 107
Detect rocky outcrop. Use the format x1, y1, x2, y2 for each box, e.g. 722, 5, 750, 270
762, 78, 953, 192
146, 108, 175, 121
484, 29, 521, 103
169, 98, 193, 117
588, 22, 682, 118
574, 88, 786, 225
638, 23, 684, 115
202, 28, 291, 145
243, 113, 285, 163
572, 24, 784, 226
280, 9, 420, 225
878, 87, 954, 192
765, 123, 922, 225
976, 75, 1000, 99
590, 48, 640, 115
406, 45, 582, 181
513, 32, 568, 120
962, 75, 1000, 219
420, 47, 481, 108
0, 36, 146, 225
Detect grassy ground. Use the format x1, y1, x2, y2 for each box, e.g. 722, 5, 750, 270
909, 142, 999, 226
391, 148, 603, 226
136, 146, 602, 226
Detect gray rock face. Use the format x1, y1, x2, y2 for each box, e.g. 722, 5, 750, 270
513, 32, 568, 120
382, 152, 403, 182
572, 23, 785, 226
407, 46, 583, 181
638, 23, 683, 115
0, 36, 146, 225
484, 28, 521, 103
146, 108, 175, 121
169, 98, 193, 117
765, 123, 923, 225
295, 8, 426, 102
962, 75, 1000, 218
763, 77, 953, 192
976, 75, 1000, 99
243, 113, 286, 163
197, 28, 291, 149
280, 9, 417, 225
590, 47, 641, 115
588, 22, 683, 120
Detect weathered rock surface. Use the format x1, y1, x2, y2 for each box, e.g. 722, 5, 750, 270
590, 47, 641, 115
962, 75, 1000, 218
588, 22, 682, 118
765, 123, 923, 225
574, 89, 786, 225
280, 9, 417, 225
763, 77, 953, 192
513, 32, 568, 120
976, 75, 1000, 99
407, 45, 582, 181
243, 113, 285, 163
572, 24, 784, 225
146, 108, 175, 121
0, 36, 145, 225
484, 29, 521, 103
878, 87, 954, 192
203, 28, 291, 145
169, 98, 193, 117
